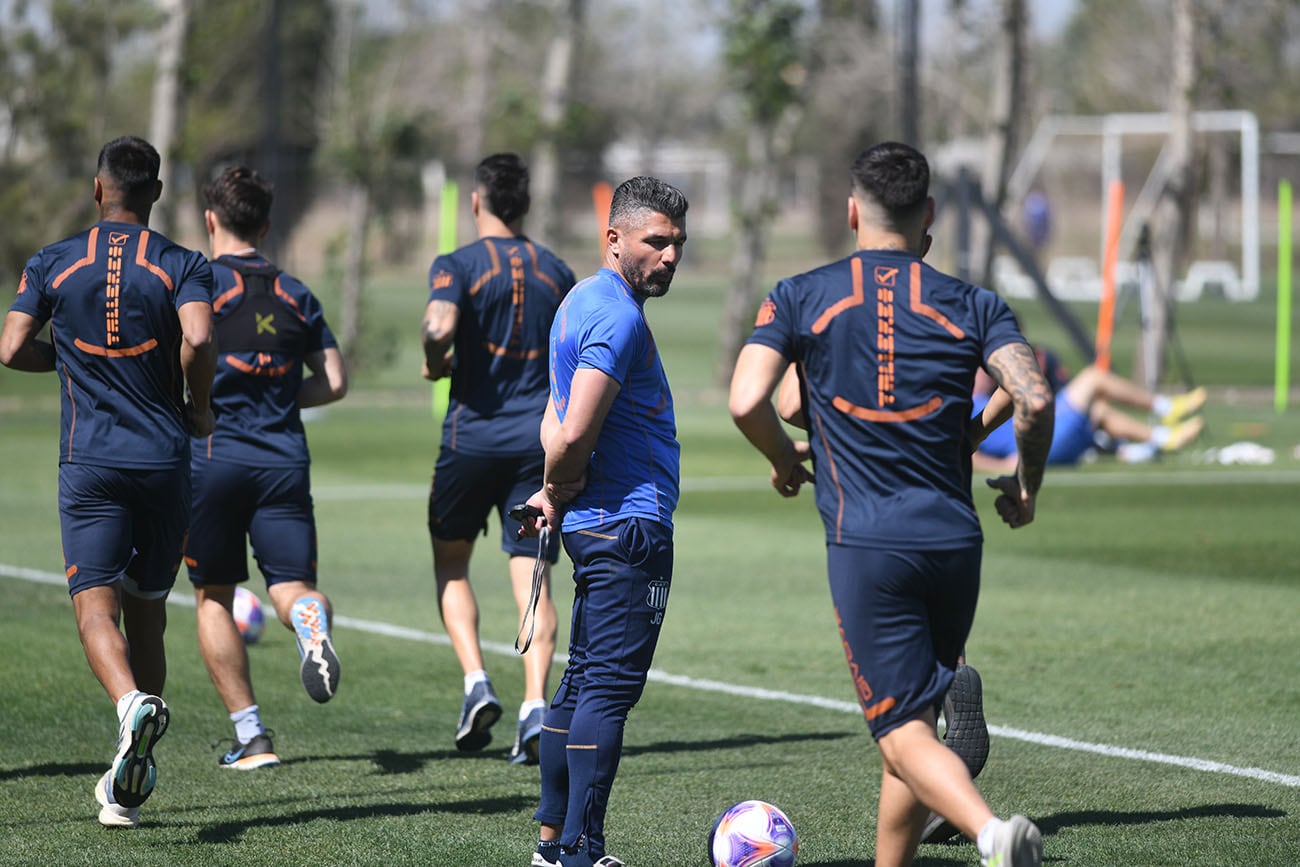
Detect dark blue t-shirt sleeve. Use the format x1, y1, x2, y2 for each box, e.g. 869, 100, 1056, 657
9, 256, 51, 322
744, 279, 800, 361
976, 288, 1027, 360
427, 254, 465, 305
174, 251, 214, 310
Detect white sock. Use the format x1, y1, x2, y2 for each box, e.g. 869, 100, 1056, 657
519, 698, 546, 720
230, 704, 265, 743
1150, 425, 1171, 448
1152, 395, 1173, 417
464, 670, 489, 694
115, 690, 146, 723
977, 817, 1004, 859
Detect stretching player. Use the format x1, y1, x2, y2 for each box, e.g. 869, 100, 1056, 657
731, 142, 1053, 867
186, 165, 348, 769
422, 153, 574, 762
0, 136, 216, 828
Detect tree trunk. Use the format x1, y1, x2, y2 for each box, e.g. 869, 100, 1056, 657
1140, 0, 1196, 390
457, 0, 497, 178
530, 0, 584, 247
716, 107, 802, 385
976, 0, 1026, 286
338, 183, 371, 364
148, 0, 189, 237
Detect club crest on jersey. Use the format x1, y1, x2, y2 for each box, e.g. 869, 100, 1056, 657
754, 298, 777, 327
646, 579, 669, 624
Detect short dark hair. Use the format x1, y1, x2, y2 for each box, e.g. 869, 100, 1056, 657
203, 165, 274, 243
475, 153, 530, 225
608, 176, 689, 227
849, 141, 930, 227
96, 136, 161, 199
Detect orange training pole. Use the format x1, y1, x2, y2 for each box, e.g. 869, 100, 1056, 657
593, 181, 614, 255
1095, 179, 1124, 371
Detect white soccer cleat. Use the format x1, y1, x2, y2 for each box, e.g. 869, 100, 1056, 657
95, 770, 139, 829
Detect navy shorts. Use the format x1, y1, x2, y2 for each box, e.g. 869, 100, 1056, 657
58, 463, 190, 600
427, 449, 560, 561
186, 461, 317, 588
827, 542, 982, 739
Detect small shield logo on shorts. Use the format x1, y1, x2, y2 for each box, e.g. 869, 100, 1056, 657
646, 580, 669, 614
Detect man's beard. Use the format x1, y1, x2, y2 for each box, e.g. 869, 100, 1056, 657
621, 262, 673, 299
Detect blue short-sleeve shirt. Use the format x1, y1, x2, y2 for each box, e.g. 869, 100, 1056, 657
550, 268, 679, 531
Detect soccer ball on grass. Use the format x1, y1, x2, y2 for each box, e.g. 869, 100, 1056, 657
709, 799, 798, 867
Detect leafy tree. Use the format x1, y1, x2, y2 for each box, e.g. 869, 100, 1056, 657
715, 0, 807, 385
0, 0, 153, 281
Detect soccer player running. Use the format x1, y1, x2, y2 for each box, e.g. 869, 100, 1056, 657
729, 141, 1054, 867
0, 136, 216, 828
187, 166, 348, 769
422, 153, 576, 763
516, 176, 688, 867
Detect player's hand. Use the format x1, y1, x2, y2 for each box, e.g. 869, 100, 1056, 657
186, 399, 215, 437
515, 490, 553, 539
986, 474, 1035, 528
545, 470, 586, 506
771, 439, 814, 497
421, 352, 453, 381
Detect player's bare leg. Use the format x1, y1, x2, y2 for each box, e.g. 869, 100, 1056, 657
195, 584, 255, 712
74, 585, 142, 701
433, 536, 501, 749
433, 537, 486, 674
874, 713, 995, 867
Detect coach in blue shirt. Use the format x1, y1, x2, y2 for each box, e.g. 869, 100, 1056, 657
518, 176, 687, 867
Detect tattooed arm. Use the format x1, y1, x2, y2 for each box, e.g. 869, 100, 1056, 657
421, 299, 458, 380
983, 341, 1054, 528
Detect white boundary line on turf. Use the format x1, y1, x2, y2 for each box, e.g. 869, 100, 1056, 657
310, 468, 1300, 501
4, 561, 1298, 790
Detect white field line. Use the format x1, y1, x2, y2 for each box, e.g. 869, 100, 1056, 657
310, 468, 1300, 501
4, 561, 1298, 789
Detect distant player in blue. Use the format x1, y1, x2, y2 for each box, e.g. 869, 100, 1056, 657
185, 166, 348, 770
0, 136, 216, 828
517, 176, 688, 867
730, 142, 1054, 867
422, 153, 576, 762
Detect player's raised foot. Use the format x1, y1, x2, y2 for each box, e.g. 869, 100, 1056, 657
508, 705, 545, 765
919, 810, 963, 845
94, 770, 139, 828
981, 814, 1042, 867
943, 663, 990, 780
455, 680, 502, 751
1161, 386, 1206, 427
292, 598, 340, 703
218, 731, 281, 770
110, 694, 168, 809
1161, 415, 1205, 453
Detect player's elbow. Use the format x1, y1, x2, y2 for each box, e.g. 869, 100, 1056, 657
1020, 390, 1054, 429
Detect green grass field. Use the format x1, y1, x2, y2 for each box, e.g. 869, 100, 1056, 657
2, 248, 1299, 865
